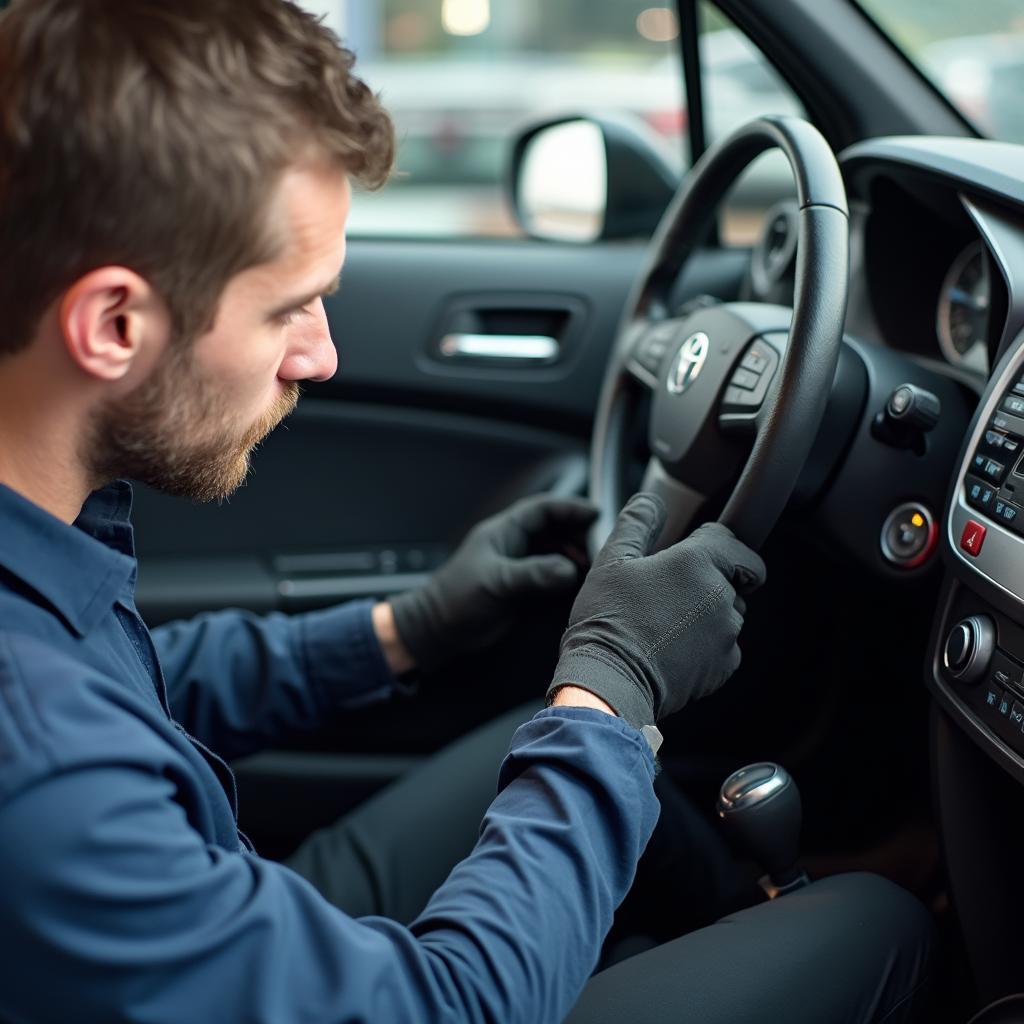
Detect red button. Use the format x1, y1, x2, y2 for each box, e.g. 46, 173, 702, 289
960, 520, 987, 557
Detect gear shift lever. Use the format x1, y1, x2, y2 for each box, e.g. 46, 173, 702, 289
717, 762, 809, 898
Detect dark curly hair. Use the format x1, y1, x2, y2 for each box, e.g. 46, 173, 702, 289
0, 0, 395, 353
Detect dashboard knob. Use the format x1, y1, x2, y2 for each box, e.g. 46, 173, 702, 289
945, 623, 972, 671
943, 615, 995, 684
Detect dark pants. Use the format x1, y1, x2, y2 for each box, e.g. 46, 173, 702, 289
286, 703, 933, 1023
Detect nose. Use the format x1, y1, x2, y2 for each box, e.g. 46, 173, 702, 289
278, 299, 338, 383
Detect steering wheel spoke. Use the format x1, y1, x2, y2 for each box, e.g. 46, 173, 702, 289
640, 458, 707, 550
718, 335, 784, 436
622, 318, 684, 390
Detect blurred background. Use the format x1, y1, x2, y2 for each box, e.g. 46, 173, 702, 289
298, 0, 798, 241
295, 0, 1024, 242
1, 0, 1016, 241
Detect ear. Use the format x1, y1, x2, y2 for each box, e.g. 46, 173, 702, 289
59, 267, 170, 381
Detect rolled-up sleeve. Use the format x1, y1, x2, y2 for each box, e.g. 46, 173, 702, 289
152, 598, 401, 760
0, 708, 659, 1024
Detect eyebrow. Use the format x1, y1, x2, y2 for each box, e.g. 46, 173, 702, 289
267, 272, 342, 320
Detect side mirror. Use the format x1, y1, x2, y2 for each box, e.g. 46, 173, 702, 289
508, 115, 679, 242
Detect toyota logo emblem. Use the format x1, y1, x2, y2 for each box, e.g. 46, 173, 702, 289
667, 332, 709, 395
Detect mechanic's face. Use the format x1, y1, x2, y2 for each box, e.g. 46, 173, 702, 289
88, 162, 347, 501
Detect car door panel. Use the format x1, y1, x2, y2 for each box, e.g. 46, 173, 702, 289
133, 399, 589, 622
306, 239, 748, 425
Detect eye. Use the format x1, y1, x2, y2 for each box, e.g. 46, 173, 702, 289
275, 305, 309, 327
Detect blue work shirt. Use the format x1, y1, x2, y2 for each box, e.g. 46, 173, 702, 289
0, 481, 659, 1023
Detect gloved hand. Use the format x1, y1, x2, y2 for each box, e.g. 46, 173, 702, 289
547, 492, 766, 730
389, 494, 599, 672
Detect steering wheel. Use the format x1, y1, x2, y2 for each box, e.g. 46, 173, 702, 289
590, 115, 849, 552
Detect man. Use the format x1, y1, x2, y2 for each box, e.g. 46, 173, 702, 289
0, 1, 931, 1021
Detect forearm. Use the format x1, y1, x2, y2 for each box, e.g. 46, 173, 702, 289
154, 600, 399, 759
408, 707, 659, 1022
372, 603, 619, 721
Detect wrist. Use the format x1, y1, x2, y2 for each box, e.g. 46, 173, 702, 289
549, 647, 656, 732
372, 601, 416, 676
549, 684, 618, 716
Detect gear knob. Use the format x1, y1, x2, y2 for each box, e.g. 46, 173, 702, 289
717, 762, 808, 896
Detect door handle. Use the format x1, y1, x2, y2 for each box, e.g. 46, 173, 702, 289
438, 333, 559, 362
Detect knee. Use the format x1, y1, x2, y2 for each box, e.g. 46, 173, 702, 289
788, 872, 935, 1019
810, 871, 934, 958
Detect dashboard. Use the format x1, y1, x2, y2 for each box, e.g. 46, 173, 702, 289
825, 137, 1024, 1001
936, 239, 991, 374
841, 138, 1024, 383
749, 138, 1021, 382
741, 134, 1024, 748
836, 138, 1024, 738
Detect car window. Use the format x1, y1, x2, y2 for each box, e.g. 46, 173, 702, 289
855, 0, 1024, 143
298, 0, 685, 239
699, 4, 805, 246
297, 1, 805, 243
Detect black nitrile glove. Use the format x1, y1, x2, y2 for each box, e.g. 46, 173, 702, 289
390, 494, 599, 672
547, 492, 767, 730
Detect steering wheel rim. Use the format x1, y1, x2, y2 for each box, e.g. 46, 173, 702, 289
589, 115, 850, 552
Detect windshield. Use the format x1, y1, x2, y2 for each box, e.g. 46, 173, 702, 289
857, 0, 1024, 143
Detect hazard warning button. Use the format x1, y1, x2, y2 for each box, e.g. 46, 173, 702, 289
959, 520, 987, 558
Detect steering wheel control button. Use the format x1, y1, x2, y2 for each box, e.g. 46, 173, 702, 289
731, 368, 760, 390
720, 340, 780, 422
1003, 395, 1024, 418
740, 349, 770, 374
634, 322, 681, 376
736, 341, 777, 378
724, 385, 759, 407
880, 503, 937, 569
960, 520, 987, 556
944, 615, 995, 685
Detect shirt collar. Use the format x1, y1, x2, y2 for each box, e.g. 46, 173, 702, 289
0, 481, 137, 637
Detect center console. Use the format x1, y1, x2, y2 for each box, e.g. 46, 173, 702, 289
929, 327, 1024, 1007
933, 331, 1024, 779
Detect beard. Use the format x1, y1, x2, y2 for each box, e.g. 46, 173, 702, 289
85, 344, 300, 502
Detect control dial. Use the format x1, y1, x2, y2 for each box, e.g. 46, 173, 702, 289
943, 615, 995, 684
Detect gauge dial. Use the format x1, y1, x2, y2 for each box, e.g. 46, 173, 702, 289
937, 240, 990, 374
